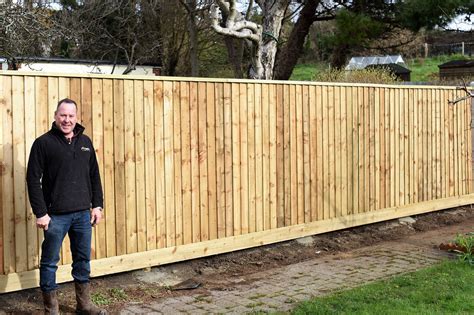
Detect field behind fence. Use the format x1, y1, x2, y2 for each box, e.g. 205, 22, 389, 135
0, 72, 473, 293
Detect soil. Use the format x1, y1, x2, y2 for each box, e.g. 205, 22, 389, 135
1, 206, 473, 314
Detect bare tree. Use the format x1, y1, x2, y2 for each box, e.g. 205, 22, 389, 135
0, 2, 62, 60
60, 0, 163, 74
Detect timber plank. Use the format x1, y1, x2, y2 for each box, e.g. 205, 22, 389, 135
224, 83, 233, 237
113, 79, 126, 255
206, 83, 218, 240
12, 77, 27, 273
163, 81, 176, 247
175, 82, 185, 246
190, 82, 201, 242
1, 75, 14, 274
262, 83, 271, 230
198, 82, 209, 241
102, 79, 116, 256
215, 83, 226, 238
124, 80, 137, 254
302, 85, 311, 223
268, 84, 278, 229
254, 84, 263, 232
144, 80, 157, 251
24, 76, 38, 271
231, 83, 241, 236
91, 79, 106, 258
240, 83, 249, 234
153, 81, 166, 249
134, 80, 146, 252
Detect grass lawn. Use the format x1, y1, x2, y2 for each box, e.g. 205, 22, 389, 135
289, 63, 328, 81
290, 54, 472, 82
406, 54, 471, 82
292, 260, 474, 315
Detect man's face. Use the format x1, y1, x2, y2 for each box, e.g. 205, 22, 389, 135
54, 102, 77, 137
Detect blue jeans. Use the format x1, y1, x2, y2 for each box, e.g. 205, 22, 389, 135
40, 210, 92, 292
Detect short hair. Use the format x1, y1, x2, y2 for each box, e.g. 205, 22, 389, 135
56, 98, 78, 110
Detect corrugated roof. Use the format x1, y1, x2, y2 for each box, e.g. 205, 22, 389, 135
345, 55, 405, 70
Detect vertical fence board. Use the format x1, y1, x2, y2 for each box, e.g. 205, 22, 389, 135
268, 84, 277, 229
91, 79, 106, 258
113, 79, 126, 255
247, 84, 256, 233
24, 77, 38, 270
215, 83, 226, 238
302, 85, 311, 222
12, 77, 27, 273
276, 84, 284, 227
102, 79, 116, 256
143, 80, 156, 250
163, 81, 175, 247
153, 81, 166, 249
198, 82, 209, 241
224, 83, 233, 237
254, 84, 263, 232
296, 85, 304, 223
240, 83, 249, 234
124, 80, 137, 253
190, 82, 201, 242
262, 84, 271, 230
134, 81, 146, 252
175, 82, 185, 245
206, 83, 218, 240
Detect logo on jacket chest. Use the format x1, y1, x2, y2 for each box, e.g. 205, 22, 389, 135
81, 147, 91, 152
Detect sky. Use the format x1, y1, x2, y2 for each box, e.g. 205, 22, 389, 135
446, 14, 474, 31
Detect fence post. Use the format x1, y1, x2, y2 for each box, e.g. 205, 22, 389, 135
424, 43, 429, 58
462, 42, 465, 56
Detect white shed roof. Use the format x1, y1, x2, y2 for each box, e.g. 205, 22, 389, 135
345, 55, 405, 70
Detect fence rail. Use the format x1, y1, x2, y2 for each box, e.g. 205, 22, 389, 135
1, 72, 473, 293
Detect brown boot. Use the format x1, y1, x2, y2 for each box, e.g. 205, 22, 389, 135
42, 290, 59, 315
74, 282, 107, 315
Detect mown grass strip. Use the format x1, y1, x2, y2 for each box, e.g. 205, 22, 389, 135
292, 260, 474, 315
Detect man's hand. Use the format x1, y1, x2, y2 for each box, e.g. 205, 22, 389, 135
91, 207, 103, 226
36, 214, 51, 230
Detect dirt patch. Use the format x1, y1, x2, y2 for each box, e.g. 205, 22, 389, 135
1, 206, 473, 313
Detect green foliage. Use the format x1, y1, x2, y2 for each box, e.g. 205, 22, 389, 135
91, 292, 110, 306
331, 10, 387, 48
397, 0, 472, 30
90, 287, 128, 306
454, 233, 474, 265
313, 67, 400, 84
292, 260, 474, 314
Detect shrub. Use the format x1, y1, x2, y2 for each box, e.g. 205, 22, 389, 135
312, 67, 400, 84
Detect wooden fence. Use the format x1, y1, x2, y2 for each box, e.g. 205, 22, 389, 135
1, 72, 473, 293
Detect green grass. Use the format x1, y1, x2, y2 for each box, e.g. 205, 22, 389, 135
292, 260, 474, 315
289, 54, 472, 82
290, 63, 328, 81
406, 54, 471, 82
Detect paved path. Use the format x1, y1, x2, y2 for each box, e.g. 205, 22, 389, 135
120, 225, 466, 314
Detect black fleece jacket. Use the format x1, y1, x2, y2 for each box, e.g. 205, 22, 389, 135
26, 122, 103, 218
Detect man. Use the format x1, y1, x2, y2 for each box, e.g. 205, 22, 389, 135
27, 98, 106, 315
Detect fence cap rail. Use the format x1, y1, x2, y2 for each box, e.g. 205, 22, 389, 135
0, 70, 467, 90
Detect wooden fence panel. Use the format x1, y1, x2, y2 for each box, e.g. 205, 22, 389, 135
1, 72, 473, 293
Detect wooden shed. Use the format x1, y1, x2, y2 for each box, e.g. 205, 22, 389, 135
438, 60, 474, 80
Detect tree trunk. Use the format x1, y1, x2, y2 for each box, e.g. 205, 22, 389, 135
224, 37, 245, 78
255, 0, 290, 79
273, 0, 321, 80
330, 43, 350, 69
184, 0, 199, 76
